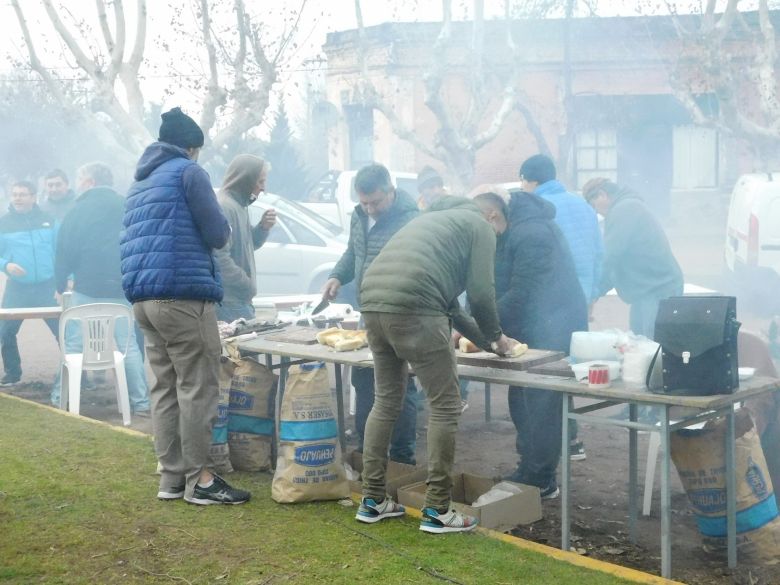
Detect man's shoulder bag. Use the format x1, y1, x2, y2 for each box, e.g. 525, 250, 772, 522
652, 295, 741, 396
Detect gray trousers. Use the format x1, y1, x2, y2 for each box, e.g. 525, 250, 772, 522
133, 300, 221, 498
362, 312, 461, 510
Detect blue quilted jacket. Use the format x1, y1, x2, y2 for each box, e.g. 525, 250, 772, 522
120, 142, 231, 303
534, 180, 603, 303
0, 205, 57, 285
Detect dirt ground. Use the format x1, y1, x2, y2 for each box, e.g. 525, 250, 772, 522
2, 219, 780, 584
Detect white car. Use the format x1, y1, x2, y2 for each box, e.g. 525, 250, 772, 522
248, 193, 348, 295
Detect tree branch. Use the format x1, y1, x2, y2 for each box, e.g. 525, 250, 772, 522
42, 0, 99, 78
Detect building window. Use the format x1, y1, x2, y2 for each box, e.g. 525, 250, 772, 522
672, 125, 718, 189
345, 105, 374, 170
576, 129, 617, 189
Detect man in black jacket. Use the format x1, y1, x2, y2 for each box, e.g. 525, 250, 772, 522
321, 163, 420, 464
52, 162, 150, 413
474, 190, 587, 498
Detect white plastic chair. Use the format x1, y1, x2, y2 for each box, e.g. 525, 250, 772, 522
58, 303, 132, 426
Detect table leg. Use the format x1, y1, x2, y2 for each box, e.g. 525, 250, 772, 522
561, 393, 571, 552
660, 405, 672, 579
484, 382, 491, 422
334, 364, 346, 452
726, 403, 737, 568
628, 403, 638, 544
276, 357, 290, 448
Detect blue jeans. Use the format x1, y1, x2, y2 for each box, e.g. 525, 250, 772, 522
0, 279, 58, 379
51, 292, 150, 412
352, 366, 417, 465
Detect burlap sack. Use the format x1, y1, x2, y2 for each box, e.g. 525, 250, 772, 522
271, 362, 349, 503
227, 357, 276, 471
209, 356, 235, 474
671, 409, 780, 564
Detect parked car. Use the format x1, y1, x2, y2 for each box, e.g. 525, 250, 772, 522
723, 173, 780, 315
303, 169, 418, 230
724, 173, 780, 278
248, 193, 348, 295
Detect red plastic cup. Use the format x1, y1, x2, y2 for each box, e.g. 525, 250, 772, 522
588, 363, 611, 389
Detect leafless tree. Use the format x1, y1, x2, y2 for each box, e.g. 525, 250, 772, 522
661, 0, 780, 163
11, 0, 307, 164
354, 0, 553, 191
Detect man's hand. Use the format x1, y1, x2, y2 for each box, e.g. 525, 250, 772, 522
6, 263, 26, 278
322, 277, 341, 301
491, 334, 520, 357
260, 209, 277, 231
451, 330, 463, 348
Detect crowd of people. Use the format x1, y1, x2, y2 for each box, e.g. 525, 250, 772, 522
0, 106, 684, 525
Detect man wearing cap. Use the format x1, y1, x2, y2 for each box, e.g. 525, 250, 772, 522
121, 107, 251, 506
416, 166, 447, 210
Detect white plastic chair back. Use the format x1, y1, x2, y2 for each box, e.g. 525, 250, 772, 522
58, 303, 133, 425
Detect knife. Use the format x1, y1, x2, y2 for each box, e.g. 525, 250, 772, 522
311, 298, 330, 315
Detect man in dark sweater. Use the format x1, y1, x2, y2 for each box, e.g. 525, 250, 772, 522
322, 164, 420, 465
52, 162, 149, 413
474, 190, 587, 498
583, 178, 683, 339
41, 168, 77, 222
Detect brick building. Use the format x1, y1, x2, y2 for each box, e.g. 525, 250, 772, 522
318, 13, 780, 218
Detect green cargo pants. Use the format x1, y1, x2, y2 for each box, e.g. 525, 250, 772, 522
361, 312, 461, 510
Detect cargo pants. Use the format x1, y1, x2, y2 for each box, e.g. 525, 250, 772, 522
361, 312, 461, 510
133, 299, 221, 499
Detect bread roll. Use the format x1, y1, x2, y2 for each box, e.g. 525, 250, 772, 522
511, 342, 529, 357
316, 327, 342, 346
458, 337, 480, 353
334, 337, 366, 352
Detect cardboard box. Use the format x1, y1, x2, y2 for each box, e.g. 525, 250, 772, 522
397, 473, 542, 532
345, 450, 428, 499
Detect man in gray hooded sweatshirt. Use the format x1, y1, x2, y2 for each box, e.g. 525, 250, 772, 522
215, 155, 277, 322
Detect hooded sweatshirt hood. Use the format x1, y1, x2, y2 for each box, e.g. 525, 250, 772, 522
134, 142, 191, 181
219, 154, 265, 207
507, 191, 556, 224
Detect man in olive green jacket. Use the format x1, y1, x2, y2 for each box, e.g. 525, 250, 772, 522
355, 196, 518, 534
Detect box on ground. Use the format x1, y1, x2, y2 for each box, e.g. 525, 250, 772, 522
345, 450, 428, 499
397, 472, 542, 532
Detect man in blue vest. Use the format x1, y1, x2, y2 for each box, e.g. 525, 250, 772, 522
120, 107, 250, 505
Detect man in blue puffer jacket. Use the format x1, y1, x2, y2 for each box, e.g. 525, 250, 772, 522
0, 180, 59, 386
121, 107, 250, 506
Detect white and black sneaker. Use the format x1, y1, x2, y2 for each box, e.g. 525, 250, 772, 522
420, 506, 478, 534
157, 485, 185, 500
184, 475, 250, 505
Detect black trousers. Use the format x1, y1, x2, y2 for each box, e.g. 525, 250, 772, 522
508, 385, 562, 488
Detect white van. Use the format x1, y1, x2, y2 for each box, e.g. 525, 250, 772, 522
303, 169, 418, 230
724, 173, 780, 278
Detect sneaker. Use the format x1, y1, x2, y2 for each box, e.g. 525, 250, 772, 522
540, 479, 560, 500
460, 399, 469, 414
184, 475, 250, 505
420, 507, 478, 534
355, 497, 406, 524
157, 485, 185, 500
569, 440, 587, 461
0, 374, 20, 386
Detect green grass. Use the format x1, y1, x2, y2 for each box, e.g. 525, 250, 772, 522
0, 396, 636, 585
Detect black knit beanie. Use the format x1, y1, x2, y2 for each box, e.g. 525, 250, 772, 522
158, 107, 205, 149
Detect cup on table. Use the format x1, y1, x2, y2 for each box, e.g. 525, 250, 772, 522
588, 363, 611, 389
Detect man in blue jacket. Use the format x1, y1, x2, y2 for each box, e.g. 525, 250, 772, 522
121, 107, 250, 505
0, 180, 59, 386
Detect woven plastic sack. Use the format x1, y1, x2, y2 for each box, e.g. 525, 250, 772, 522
671, 409, 780, 564
271, 362, 349, 503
